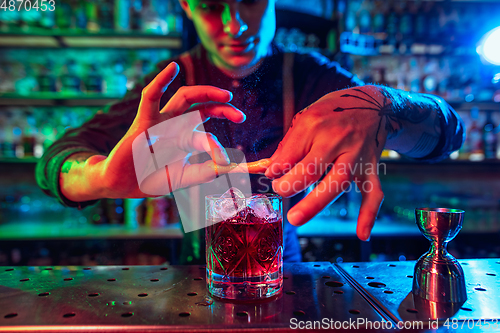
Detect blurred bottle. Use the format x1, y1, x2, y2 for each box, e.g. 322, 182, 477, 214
166, 0, 183, 34
114, 0, 131, 32
130, 0, 143, 31
74, 0, 88, 30
38, 61, 58, 93
85, 63, 104, 94
85, 0, 100, 32
106, 199, 125, 224
142, 0, 166, 34
358, 0, 372, 34
399, 1, 414, 46
22, 112, 37, 157
0, 113, 6, 158
40, 7, 56, 30
468, 107, 484, 161
104, 60, 129, 96
482, 112, 498, 160
59, 59, 82, 95
407, 57, 421, 93
99, 0, 114, 30
124, 198, 145, 228
427, 2, 440, 43
15, 64, 39, 96
56, 0, 73, 30
343, 0, 358, 33
144, 197, 168, 228
11, 113, 24, 158
1, 112, 15, 158
421, 59, 438, 94
385, 3, 400, 46
372, 0, 386, 35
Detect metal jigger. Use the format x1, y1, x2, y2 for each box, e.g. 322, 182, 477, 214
412, 208, 467, 304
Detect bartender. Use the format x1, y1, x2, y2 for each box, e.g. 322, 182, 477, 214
36, 0, 464, 263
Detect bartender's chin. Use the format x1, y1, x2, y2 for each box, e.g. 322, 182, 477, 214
224, 54, 256, 69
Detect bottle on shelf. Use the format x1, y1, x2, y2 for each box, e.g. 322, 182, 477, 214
482, 112, 498, 160
130, 0, 144, 31
15, 64, 39, 96
385, 3, 401, 47
74, 0, 88, 30
114, 0, 131, 32
40, 7, 56, 30
21, 112, 37, 158
399, 1, 414, 47
85, 64, 104, 94
55, 0, 74, 31
104, 60, 129, 96
358, 0, 372, 35
59, 59, 82, 95
85, 0, 100, 32
141, 0, 167, 35
372, 0, 387, 35
99, 0, 115, 31
468, 107, 484, 161
37, 61, 58, 94
166, 0, 183, 34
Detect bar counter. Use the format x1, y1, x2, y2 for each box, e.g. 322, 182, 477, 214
1, 260, 499, 332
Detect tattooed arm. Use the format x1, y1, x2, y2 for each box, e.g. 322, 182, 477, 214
337, 85, 464, 160
265, 84, 465, 241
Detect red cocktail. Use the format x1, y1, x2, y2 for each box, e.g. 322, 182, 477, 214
206, 191, 283, 300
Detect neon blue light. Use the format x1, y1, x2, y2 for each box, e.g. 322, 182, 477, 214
478, 27, 500, 65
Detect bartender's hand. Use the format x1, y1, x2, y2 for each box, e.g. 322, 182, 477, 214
265, 85, 388, 241
61, 62, 245, 201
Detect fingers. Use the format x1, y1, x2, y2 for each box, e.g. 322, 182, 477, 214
211, 158, 272, 174
160, 86, 234, 118
265, 132, 310, 179
187, 102, 246, 124
270, 146, 336, 198
190, 130, 230, 166
355, 174, 384, 241
285, 154, 354, 227
138, 62, 180, 119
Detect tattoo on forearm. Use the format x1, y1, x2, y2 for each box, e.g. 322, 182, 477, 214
333, 88, 437, 148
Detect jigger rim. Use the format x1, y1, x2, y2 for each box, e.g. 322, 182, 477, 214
416, 207, 464, 214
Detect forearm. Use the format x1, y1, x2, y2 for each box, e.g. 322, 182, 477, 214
60, 152, 108, 202
377, 86, 444, 158
338, 85, 464, 160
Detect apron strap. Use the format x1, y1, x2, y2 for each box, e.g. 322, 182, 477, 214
282, 52, 295, 218
179, 52, 196, 86
282, 52, 295, 135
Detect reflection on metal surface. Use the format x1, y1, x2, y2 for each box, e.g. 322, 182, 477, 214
413, 208, 467, 304
397, 292, 463, 321
0, 263, 383, 331
338, 259, 500, 327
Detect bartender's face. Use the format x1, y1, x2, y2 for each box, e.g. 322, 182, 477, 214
180, 0, 276, 73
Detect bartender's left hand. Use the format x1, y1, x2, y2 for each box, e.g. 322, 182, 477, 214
265, 85, 388, 241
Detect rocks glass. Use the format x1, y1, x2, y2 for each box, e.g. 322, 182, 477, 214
205, 191, 283, 300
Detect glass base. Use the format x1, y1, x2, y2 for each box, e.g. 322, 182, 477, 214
207, 270, 283, 300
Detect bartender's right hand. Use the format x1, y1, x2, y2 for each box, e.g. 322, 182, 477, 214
61, 62, 245, 201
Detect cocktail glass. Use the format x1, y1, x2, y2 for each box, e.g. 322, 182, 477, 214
205, 192, 283, 300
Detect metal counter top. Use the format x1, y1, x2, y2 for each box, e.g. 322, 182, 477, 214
0, 263, 384, 332
1, 260, 499, 332
337, 259, 500, 331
